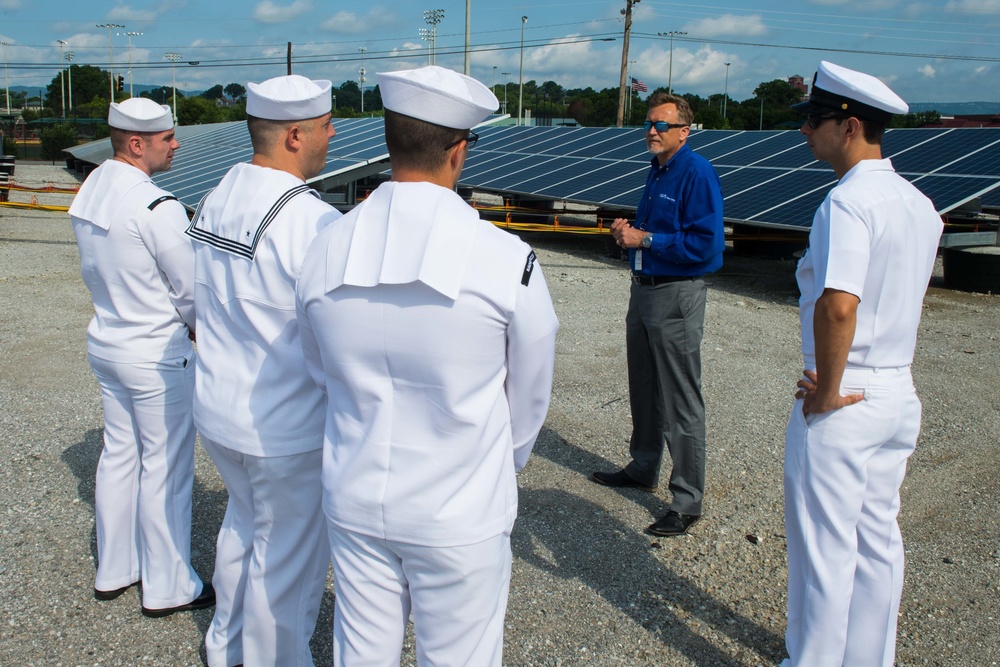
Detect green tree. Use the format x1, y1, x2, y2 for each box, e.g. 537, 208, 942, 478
77, 95, 110, 121
40, 123, 78, 160
224, 83, 247, 100
178, 96, 223, 125
201, 84, 225, 100
891, 110, 941, 128
45, 64, 117, 111
141, 86, 176, 105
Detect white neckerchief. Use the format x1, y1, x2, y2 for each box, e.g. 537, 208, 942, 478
68, 159, 151, 230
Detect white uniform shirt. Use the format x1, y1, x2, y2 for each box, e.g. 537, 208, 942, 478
296, 181, 559, 547
188, 163, 342, 456
69, 159, 195, 363
797, 158, 943, 370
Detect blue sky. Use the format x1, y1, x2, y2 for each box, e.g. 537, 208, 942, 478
2, 0, 999, 104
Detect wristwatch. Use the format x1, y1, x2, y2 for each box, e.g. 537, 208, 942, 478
641, 233, 652, 249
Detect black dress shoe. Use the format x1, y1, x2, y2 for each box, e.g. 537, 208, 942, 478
141, 583, 216, 618
590, 469, 657, 493
647, 510, 701, 537
94, 582, 137, 601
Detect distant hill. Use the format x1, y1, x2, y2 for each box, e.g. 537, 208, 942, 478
909, 101, 1000, 116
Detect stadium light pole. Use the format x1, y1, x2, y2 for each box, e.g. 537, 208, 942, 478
723, 62, 731, 120
419, 29, 432, 65
65, 51, 75, 113
57, 40, 68, 117
423, 9, 444, 66
518, 16, 526, 126
659, 31, 686, 95
119, 31, 142, 97
501, 71, 511, 115
97, 23, 125, 101
165, 52, 182, 124
2, 41, 12, 114
358, 47, 367, 114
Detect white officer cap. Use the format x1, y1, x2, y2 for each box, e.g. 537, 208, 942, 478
793, 61, 908, 123
246, 74, 333, 120
108, 97, 173, 132
377, 65, 498, 129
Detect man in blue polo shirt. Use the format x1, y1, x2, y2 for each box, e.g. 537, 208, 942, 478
591, 91, 724, 537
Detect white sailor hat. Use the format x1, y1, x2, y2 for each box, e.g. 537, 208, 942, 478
793, 61, 908, 123
108, 97, 173, 132
377, 65, 498, 130
246, 74, 333, 120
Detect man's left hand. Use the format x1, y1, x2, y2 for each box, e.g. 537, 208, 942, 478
795, 369, 864, 415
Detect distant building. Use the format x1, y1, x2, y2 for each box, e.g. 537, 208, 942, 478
788, 75, 808, 94
923, 114, 1000, 128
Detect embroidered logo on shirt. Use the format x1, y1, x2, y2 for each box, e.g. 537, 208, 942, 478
658, 194, 677, 202
521, 250, 536, 286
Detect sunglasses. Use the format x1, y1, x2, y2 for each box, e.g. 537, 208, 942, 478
643, 120, 690, 132
805, 113, 845, 130
444, 131, 479, 151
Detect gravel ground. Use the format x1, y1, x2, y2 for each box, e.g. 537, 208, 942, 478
1, 163, 998, 666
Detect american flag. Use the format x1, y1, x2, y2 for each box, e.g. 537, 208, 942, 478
630, 77, 648, 92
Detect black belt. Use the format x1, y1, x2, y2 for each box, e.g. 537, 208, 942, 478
631, 274, 697, 286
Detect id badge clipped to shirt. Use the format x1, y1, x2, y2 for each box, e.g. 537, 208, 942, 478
635, 249, 643, 271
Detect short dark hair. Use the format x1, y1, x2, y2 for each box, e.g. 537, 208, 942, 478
246, 115, 294, 155
831, 116, 885, 145
383, 109, 467, 172
109, 127, 159, 156
645, 92, 694, 125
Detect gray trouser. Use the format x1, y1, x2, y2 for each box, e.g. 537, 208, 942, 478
623, 278, 707, 515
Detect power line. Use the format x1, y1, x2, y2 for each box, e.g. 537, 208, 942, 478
637, 32, 1000, 63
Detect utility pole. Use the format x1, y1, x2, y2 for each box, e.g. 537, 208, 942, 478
518, 16, 527, 126
616, 0, 640, 128
464, 0, 471, 75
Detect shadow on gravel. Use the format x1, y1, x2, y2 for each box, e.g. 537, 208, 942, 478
61, 429, 228, 643
533, 428, 670, 519
514, 486, 784, 664
527, 429, 785, 662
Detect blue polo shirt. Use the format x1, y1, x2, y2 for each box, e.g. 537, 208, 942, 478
631, 143, 725, 277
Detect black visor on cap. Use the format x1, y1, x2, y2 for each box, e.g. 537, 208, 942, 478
794, 85, 893, 123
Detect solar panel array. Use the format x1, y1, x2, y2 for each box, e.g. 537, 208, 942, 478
464, 126, 1000, 229
66, 120, 1000, 231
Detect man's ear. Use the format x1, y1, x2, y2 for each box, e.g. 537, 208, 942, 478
129, 135, 144, 156
844, 116, 863, 139
285, 123, 303, 151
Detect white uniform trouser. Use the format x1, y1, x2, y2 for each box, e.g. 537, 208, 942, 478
202, 439, 329, 667
782, 366, 920, 667
329, 525, 512, 667
89, 351, 203, 609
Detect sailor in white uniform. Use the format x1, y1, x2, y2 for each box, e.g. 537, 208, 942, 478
69, 97, 214, 616
781, 62, 943, 667
187, 75, 341, 667
296, 65, 559, 667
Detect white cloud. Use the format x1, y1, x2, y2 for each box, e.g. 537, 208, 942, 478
254, 0, 311, 24
945, 0, 1000, 12
918, 64, 936, 78
0, 0, 22, 9
322, 8, 397, 35
685, 14, 766, 38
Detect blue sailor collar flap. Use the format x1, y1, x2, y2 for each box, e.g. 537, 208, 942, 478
186, 162, 318, 260
68, 159, 151, 230
324, 181, 478, 300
